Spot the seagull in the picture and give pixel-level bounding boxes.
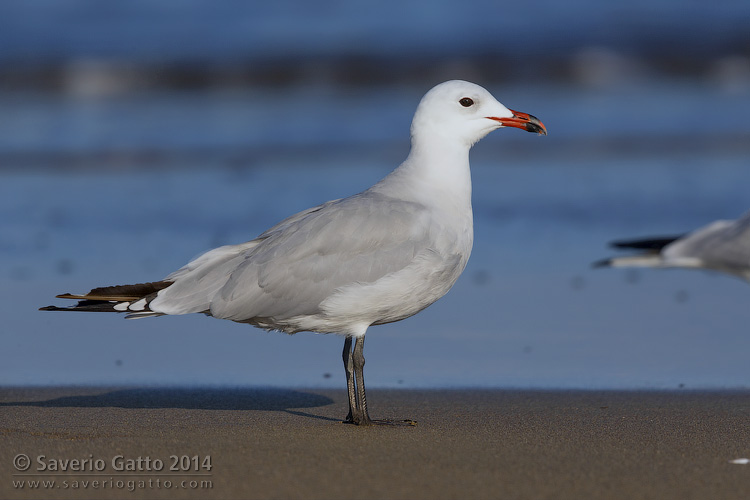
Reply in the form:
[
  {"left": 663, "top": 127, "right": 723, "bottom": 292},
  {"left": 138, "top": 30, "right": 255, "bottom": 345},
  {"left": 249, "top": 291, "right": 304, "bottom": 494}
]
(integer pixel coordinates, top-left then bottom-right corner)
[
  {"left": 41, "top": 80, "right": 547, "bottom": 426},
  {"left": 594, "top": 211, "right": 750, "bottom": 281}
]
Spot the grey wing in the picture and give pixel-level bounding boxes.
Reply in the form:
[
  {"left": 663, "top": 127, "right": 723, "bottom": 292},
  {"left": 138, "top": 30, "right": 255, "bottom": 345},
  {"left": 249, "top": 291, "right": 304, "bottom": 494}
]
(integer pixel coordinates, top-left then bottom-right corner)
[
  {"left": 212, "top": 193, "right": 433, "bottom": 321},
  {"left": 665, "top": 211, "right": 750, "bottom": 273},
  {"left": 257, "top": 198, "right": 342, "bottom": 237},
  {"left": 150, "top": 199, "right": 345, "bottom": 315},
  {"left": 152, "top": 193, "right": 433, "bottom": 321}
]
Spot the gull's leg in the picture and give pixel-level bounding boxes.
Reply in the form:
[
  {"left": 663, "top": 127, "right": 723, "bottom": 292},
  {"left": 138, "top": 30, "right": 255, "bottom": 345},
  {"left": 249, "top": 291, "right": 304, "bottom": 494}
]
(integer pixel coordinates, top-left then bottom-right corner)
[
  {"left": 352, "top": 335, "right": 374, "bottom": 425},
  {"left": 351, "top": 335, "right": 416, "bottom": 426},
  {"left": 342, "top": 336, "right": 357, "bottom": 423}
]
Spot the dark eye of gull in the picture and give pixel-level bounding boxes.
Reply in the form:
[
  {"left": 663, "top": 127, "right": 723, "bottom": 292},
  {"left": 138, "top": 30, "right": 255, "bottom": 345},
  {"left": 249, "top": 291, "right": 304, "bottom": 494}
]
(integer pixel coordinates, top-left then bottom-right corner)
[{"left": 459, "top": 97, "right": 474, "bottom": 107}]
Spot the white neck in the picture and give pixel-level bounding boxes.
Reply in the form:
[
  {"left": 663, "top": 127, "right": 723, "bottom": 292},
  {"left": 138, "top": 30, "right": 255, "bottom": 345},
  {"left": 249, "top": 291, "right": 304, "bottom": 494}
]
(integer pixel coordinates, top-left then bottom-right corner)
[{"left": 372, "top": 132, "right": 473, "bottom": 211}]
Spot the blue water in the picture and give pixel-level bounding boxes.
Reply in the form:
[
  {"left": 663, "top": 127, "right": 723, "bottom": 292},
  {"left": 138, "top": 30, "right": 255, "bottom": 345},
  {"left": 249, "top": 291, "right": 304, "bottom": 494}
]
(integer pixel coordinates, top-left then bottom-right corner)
[
  {"left": 1, "top": 1, "right": 750, "bottom": 389},
  {"left": 1, "top": 1, "right": 749, "bottom": 64}
]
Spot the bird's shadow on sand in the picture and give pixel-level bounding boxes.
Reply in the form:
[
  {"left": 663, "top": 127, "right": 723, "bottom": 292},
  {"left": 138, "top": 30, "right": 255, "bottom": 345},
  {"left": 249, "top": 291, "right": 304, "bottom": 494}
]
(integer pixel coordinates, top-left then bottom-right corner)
[{"left": 0, "top": 387, "right": 340, "bottom": 422}]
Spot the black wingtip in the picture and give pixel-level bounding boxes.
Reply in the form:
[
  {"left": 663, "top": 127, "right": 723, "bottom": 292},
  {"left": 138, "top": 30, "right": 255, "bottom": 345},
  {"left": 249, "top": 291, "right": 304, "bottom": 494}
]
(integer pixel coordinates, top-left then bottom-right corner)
[
  {"left": 39, "top": 300, "right": 124, "bottom": 313},
  {"left": 610, "top": 236, "right": 680, "bottom": 251}
]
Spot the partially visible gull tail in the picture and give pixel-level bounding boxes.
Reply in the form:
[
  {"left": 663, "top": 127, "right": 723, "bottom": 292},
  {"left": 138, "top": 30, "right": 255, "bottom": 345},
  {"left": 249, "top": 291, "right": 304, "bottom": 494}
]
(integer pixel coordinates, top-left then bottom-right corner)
[
  {"left": 592, "top": 235, "right": 682, "bottom": 269},
  {"left": 39, "top": 281, "right": 173, "bottom": 319}
]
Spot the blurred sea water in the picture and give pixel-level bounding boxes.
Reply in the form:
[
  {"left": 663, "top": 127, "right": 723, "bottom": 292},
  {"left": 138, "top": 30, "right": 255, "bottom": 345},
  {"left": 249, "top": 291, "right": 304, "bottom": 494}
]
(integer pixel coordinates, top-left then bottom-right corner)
[{"left": 1, "top": 1, "right": 750, "bottom": 389}]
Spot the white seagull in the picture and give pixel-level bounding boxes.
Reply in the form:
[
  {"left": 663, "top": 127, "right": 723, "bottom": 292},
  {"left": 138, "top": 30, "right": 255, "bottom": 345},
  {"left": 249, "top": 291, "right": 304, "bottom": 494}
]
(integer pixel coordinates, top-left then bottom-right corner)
[
  {"left": 595, "top": 211, "right": 750, "bottom": 281},
  {"left": 42, "top": 80, "right": 547, "bottom": 425}
]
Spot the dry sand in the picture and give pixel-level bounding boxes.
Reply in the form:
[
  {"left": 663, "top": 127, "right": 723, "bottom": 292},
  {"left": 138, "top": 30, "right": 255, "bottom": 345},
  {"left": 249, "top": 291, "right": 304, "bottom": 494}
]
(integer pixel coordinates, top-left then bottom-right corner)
[{"left": 1, "top": 387, "right": 748, "bottom": 500}]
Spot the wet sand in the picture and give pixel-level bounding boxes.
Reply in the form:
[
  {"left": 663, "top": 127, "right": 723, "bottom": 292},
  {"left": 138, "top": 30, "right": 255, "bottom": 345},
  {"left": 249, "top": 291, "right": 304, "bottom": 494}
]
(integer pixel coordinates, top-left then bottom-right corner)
[{"left": 1, "top": 387, "right": 748, "bottom": 500}]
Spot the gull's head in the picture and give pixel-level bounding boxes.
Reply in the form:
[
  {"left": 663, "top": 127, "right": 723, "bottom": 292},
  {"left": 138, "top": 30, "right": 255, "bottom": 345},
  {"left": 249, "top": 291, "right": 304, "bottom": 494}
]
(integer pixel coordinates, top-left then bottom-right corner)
[{"left": 411, "top": 80, "right": 546, "bottom": 147}]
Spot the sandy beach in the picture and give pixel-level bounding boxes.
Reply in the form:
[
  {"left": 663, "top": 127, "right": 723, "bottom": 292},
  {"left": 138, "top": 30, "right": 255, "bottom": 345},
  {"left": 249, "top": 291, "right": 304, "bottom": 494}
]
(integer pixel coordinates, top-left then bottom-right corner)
[{"left": 1, "top": 387, "right": 748, "bottom": 500}]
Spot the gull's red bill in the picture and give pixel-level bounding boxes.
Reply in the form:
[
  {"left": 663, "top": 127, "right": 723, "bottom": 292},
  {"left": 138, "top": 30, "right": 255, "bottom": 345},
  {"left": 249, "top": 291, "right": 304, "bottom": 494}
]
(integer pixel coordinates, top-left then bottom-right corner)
[{"left": 489, "top": 110, "right": 547, "bottom": 135}]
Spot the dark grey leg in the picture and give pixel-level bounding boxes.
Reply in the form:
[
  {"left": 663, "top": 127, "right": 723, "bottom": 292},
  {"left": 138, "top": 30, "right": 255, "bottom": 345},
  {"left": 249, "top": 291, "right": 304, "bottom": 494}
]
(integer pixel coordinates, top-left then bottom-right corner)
[
  {"left": 340, "top": 335, "right": 416, "bottom": 426},
  {"left": 342, "top": 336, "right": 356, "bottom": 423},
  {"left": 352, "top": 335, "right": 373, "bottom": 425}
]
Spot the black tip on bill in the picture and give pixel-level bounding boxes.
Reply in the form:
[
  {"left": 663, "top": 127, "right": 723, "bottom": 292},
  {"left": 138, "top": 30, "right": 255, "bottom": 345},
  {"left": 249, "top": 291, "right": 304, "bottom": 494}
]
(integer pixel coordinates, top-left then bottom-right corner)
[
  {"left": 525, "top": 114, "right": 547, "bottom": 135},
  {"left": 526, "top": 122, "right": 547, "bottom": 135}
]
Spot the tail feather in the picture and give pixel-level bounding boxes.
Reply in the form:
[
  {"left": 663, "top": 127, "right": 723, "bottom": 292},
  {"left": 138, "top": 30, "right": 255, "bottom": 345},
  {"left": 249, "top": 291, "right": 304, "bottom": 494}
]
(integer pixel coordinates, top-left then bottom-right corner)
[{"left": 40, "top": 281, "right": 172, "bottom": 315}]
